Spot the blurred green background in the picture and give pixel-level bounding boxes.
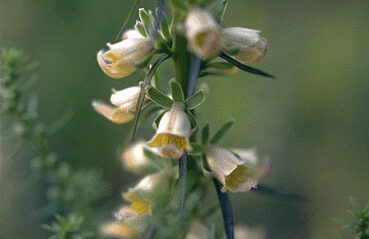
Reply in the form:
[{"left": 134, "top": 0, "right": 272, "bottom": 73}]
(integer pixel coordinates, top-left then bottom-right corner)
[{"left": 1, "top": 0, "right": 369, "bottom": 238}]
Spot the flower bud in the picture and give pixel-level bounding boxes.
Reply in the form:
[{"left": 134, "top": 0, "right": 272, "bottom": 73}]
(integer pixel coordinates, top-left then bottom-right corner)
[
  {"left": 122, "top": 29, "right": 144, "bottom": 40},
  {"left": 92, "top": 101, "right": 134, "bottom": 124},
  {"left": 185, "top": 8, "right": 221, "bottom": 59},
  {"left": 221, "top": 27, "right": 268, "bottom": 64},
  {"left": 121, "top": 141, "right": 157, "bottom": 175},
  {"left": 123, "top": 170, "right": 171, "bottom": 215},
  {"left": 204, "top": 145, "right": 269, "bottom": 192},
  {"left": 110, "top": 86, "right": 140, "bottom": 112},
  {"left": 148, "top": 102, "right": 191, "bottom": 159},
  {"left": 97, "top": 37, "right": 154, "bottom": 79}
]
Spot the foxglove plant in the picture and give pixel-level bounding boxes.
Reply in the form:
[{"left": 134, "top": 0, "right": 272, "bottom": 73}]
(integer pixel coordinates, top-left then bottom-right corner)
[{"left": 93, "top": 0, "right": 275, "bottom": 238}]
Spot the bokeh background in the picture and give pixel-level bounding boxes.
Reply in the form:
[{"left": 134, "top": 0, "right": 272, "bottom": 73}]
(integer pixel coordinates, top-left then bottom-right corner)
[{"left": 1, "top": 0, "right": 369, "bottom": 238}]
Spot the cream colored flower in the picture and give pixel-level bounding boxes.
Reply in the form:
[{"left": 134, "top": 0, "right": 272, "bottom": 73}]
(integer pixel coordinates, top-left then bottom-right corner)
[
  {"left": 123, "top": 171, "right": 170, "bottom": 215},
  {"left": 110, "top": 86, "right": 140, "bottom": 112},
  {"left": 92, "top": 101, "right": 135, "bottom": 124},
  {"left": 97, "top": 37, "right": 154, "bottom": 79},
  {"left": 122, "top": 29, "right": 144, "bottom": 40},
  {"left": 185, "top": 8, "right": 221, "bottom": 59},
  {"left": 92, "top": 86, "right": 142, "bottom": 124},
  {"left": 148, "top": 102, "right": 192, "bottom": 159},
  {"left": 204, "top": 145, "right": 269, "bottom": 192},
  {"left": 235, "top": 225, "right": 266, "bottom": 239},
  {"left": 221, "top": 27, "right": 268, "bottom": 64},
  {"left": 121, "top": 141, "right": 157, "bottom": 175}
]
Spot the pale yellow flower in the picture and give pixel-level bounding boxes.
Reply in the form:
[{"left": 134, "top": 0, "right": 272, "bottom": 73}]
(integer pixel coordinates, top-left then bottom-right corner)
[
  {"left": 97, "top": 37, "right": 154, "bottom": 79},
  {"left": 185, "top": 8, "right": 221, "bottom": 59},
  {"left": 205, "top": 146, "right": 269, "bottom": 192},
  {"left": 92, "top": 101, "right": 135, "bottom": 124},
  {"left": 221, "top": 27, "right": 268, "bottom": 64},
  {"left": 148, "top": 102, "right": 192, "bottom": 159}
]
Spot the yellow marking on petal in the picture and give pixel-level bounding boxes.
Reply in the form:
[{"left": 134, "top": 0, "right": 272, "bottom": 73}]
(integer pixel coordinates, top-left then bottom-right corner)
[
  {"left": 124, "top": 193, "right": 150, "bottom": 215},
  {"left": 148, "top": 133, "right": 190, "bottom": 150},
  {"left": 225, "top": 165, "right": 258, "bottom": 191}
]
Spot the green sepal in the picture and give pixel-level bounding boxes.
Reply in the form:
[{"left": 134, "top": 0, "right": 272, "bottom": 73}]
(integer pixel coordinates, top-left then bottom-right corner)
[
  {"left": 135, "top": 20, "right": 147, "bottom": 37},
  {"left": 209, "top": 119, "right": 234, "bottom": 145},
  {"left": 206, "top": 59, "right": 235, "bottom": 70},
  {"left": 146, "top": 87, "right": 174, "bottom": 109},
  {"left": 160, "top": 13, "right": 171, "bottom": 42},
  {"left": 189, "top": 143, "right": 203, "bottom": 155},
  {"left": 187, "top": 110, "right": 198, "bottom": 133},
  {"left": 152, "top": 110, "right": 166, "bottom": 130},
  {"left": 201, "top": 123, "right": 210, "bottom": 145},
  {"left": 139, "top": 8, "right": 154, "bottom": 36},
  {"left": 170, "top": 79, "right": 185, "bottom": 102},
  {"left": 186, "top": 89, "right": 205, "bottom": 110}
]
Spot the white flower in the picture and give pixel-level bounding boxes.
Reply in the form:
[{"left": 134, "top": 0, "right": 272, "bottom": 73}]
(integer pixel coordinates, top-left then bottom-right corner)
[
  {"left": 100, "top": 218, "right": 147, "bottom": 239},
  {"left": 148, "top": 102, "right": 192, "bottom": 159},
  {"left": 204, "top": 145, "right": 269, "bottom": 192},
  {"left": 110, "top": 86, "right": 141, "bottom": 112},
  {"left": 221, "top": 27, "right": 268, "bottom": 64},
  {"left": 97, "top": 37, "right": 154, "bottom": 79},
  {"left": 185, "top": 8, "right": 221, "bottom": 59},
  {"left": 122, "top": 29, "right": 144, "bottom": 40},
  {"left": 92, "top": 101, "right": 135, "bottom": 124}
]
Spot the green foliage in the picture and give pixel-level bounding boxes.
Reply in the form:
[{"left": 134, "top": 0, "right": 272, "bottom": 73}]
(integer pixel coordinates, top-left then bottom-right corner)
[
  {"left": 43, "top": 214, "right": 95, "bottom": 239},
  {"left": 335, "top": 197, "right": 369, "bottom": 239},
  {"left": 209, "top": 120, "right": 234, "bottom": 145},
  {"left": 0, "top": 49, "right": 108, "bottom": 237},
  {"left": 146, "top": 86, "right": 174, "bottom": 109}
]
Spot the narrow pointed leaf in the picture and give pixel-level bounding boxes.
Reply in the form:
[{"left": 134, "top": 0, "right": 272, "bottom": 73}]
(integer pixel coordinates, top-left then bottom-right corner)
[
  {"left": 146, "top": 87, "right": 173, "bottom": 109},
  {"left": 210, "top": 120, "right": 234, "bottom": 145},
  {"left": 189, "top": 143, "right": 203, "bottom": 155},
  {"left": 201, "top": 123, "right": 210, "bottom": 145},
  {"left": 220, "top": 52, "right": 275, "bottom": 79},
  {"left": 186, "top": 89, "right": 205, "bottom": 110},
  {"left": 169, "top": 0, "right": 188, "bottom": 12},
  {"left": 160, "top": 14, "right": 171, "bottom": 42},
  {"left": 152, "top": 110, "right": 165, "bottom": 130},
  {"left": 170, "top": 79, "right": 185, "bottom": 102},
  {"left": 151, "top": 0, "right": 166, "bottom": 41}
]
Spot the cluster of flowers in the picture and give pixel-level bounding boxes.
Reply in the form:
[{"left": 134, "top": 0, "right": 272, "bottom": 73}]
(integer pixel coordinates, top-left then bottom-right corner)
[{"left": 92, "top": 5, "right": 270, "bottom": 239}]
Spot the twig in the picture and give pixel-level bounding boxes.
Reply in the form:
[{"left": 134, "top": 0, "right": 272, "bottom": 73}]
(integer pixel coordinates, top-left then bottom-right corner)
[
  {"left": 115, "top": 0, "right": 141, "bottom": 41},
  {"left": 213, "top": 179, "right": 234, "bottom": 239}
]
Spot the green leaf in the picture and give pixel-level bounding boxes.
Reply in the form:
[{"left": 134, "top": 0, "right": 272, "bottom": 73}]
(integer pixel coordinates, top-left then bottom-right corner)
[
  {"left": 170, "top": 79, "right": 185, "bottom": 102},
  {"left": 135, "top": 20, "right": 147, "bottom": 37},
  {"left": 189, "top": 143, "right": 203, "bottom": 155},
  {"left": 214, "top": 0, "right": 228, "bottom": 24},
  {"left": 206, "top": 59, "right": 235, "bottom": 70},
  {"left": 210, "top": 119, "right": 234, "bottom": 145},
  {"left": 146, "top": 87, "right": 173, "bottom": 109},
  {"left": 160, "top": 14, "right": 171, "bottom": 42},
  {"left": 139, "top": 8, "right": 153, "bottom": 36},
  {"left": 186, "top": 89, "right": 205, "bottom": 110},
  {"left": 201, "top": 123, "right": 210, "bottom": 145},
  {"left": 187, "top": 110, "right": 198, "bottom": 133},
  {"left": 349, "top": 196, "right": 362, "bottom": 217},
  {"left": 169, "top": 0, "right": 188, "bottom": 12}
]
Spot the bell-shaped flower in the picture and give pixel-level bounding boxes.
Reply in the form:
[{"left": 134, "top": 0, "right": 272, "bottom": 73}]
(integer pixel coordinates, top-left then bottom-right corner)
[
  {"left": 185, "top": 8, "right": 221, "bottom": 59},
  {"left": 123, "top": 170, "right": 171, "bottom": 216},
  {"left": 97, "top": 37, "right": 154, "bottom": 79},
  {"left": 121, "top": 141, "right": 158, "bottom": 175},
  {"left": 92, "top": 101, "right": 135, "bottom": 124},
  {"left": 92, "top": 86, "right": 142, "bottom": 124},
  {"left": 221, "top": 27, "right": 268, "bottom": 64},
  {"left": 148, "top": 102, "right": 192, "bottom": 159},
  {"left": 204, "top": 145, "right": 269, "bottom": 192}
]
